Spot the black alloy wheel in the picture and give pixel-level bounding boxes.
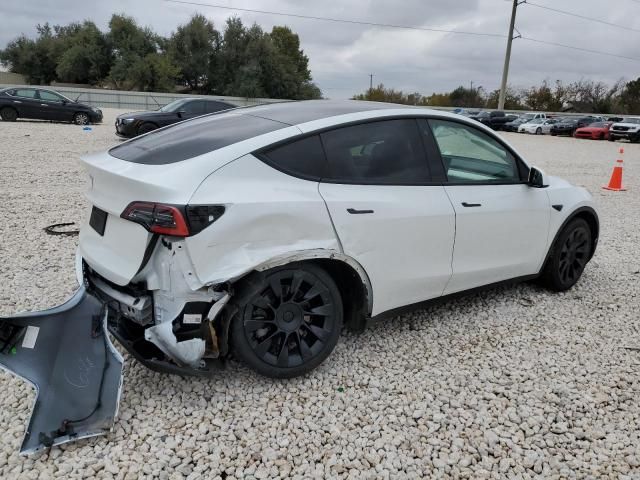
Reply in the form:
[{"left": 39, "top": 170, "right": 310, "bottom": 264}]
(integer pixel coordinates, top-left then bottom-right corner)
[
  {"left": 137, "top": 122, "right": 158, "bottom": 135},
  {"left": 231, "top": 264, "right": 343, "bottom": 378},
  {"left": 540, "top": 218, "right": 592, "bottom": 291}
]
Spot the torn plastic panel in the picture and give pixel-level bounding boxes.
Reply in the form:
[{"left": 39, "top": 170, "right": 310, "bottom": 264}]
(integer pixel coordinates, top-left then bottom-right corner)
[{"left": 0, "top": 288, "right": 123, "bottom": 455}]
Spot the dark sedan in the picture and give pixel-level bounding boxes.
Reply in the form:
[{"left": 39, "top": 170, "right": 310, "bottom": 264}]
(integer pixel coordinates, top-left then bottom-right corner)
[
  {"left": 0, "top": 87, "right": 102, "bottom": 124},
  {"left": 115, "top": 98, "right": 235, "bottom": 138},
  {"left": 550, "top": 116, "right": 600, "bottom": 136}
]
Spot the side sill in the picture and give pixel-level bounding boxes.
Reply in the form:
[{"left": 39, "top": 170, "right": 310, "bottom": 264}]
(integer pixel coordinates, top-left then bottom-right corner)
[{"left": 369, "top": 274, "right": 540, "bottom": 324}]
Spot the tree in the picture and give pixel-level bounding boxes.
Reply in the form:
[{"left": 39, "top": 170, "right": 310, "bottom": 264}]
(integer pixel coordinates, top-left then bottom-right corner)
[
  {"left": 0, "top": 24, "right": 60, "bottom": 84},
  {"left": 485, "top": 86, "right": 523, "bottom": 110},
  {"left": 55, "top": 21, "right": 111, "bottom": 84},
  {"left": 169, "top": 14, "right": 220, "bottom": 91},
  {"left": 619, "top": 77, "right": 640, "bottom": 114},
  {"left": 524, "top": 80, "right": 567, "bottom": 111}
]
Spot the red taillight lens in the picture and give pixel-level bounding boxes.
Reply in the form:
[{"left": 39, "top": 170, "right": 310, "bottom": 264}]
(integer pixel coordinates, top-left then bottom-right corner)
[{"left": 121, "top": 202, "right": 190, "bottom": 237}]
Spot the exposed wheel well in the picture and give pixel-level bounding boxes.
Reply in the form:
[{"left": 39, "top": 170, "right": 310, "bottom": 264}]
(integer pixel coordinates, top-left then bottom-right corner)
[{"left": 307, "top": 259, "right": 369, "bottom": 332}]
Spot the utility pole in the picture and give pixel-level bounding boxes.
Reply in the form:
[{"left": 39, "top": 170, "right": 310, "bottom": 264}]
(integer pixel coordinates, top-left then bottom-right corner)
[
  {"left": 498, "top": 0, "right": 520, "bottom": 110},
  {"left": 369, "top": 73, "right": 374, "bottom": 92}
]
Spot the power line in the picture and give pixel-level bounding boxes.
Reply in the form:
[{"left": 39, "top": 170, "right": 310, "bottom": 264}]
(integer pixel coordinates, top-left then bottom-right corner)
[
  {"left": 525, "top": 1, "right": 640, "bottom": 34},
  {"left": 163, "top": 0, "right": 640, "bottom": 64},
  {"left": 163, "top": 0, "right": 507, "bottom": 38},
  {"left": 520, "top": 36, "right": 640, "bottom": 62}
]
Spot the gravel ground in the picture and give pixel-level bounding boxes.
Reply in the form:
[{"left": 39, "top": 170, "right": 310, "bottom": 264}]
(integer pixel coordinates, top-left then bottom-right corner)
[{"left": 1, "top": 109, "right": 639, "bottom": 479}]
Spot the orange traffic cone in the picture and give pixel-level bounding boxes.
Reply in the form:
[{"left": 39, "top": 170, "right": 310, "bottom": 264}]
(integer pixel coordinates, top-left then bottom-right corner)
[{"left": 603, "top": 147, "right": 626, "bottom": 191}]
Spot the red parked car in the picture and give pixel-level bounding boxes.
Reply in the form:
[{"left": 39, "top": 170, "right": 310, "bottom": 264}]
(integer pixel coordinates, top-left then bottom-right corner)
[{"left": 574, "top": 122, "right": 612, "bottom": 140}]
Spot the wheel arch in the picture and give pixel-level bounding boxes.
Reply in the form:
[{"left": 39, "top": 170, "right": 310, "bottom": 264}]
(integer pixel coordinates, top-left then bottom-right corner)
[
  {"left": 541, "top": 206, "right": 599, "bottom": 273},
  {"left": 247, "top": 250, "right": 373, "bottom": 329}
]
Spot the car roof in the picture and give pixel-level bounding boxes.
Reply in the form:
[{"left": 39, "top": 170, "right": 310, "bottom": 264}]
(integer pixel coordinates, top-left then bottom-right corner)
[{"left": 238, "top": 100, "right": 415, "bottom": 126}]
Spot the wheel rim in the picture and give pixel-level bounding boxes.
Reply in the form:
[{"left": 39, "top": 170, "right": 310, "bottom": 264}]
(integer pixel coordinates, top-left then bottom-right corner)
[
  {"left": 76, "top": 114, "right": 89, "bottom": 125},
  {"left": 558, "top": 227, "right": 590, "bottom": 285},
  {"left": 242, "top": 270, "right": 336, "bottom": 368}
]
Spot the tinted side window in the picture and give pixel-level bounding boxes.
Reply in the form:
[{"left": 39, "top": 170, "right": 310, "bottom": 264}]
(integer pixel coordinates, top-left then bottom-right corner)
[
  {"left": 183, "top": 100, "right": 206, "bottom": 114},
  {"left": 39, "top": 90, "right": 64, "bottom": 102},
  {"left": 262, "top": 135, "right": 326, "bottom": 179},
  {"left": 320, "top": 119, "right": 430, "bottom": 184},
  {"left": 15, "top": 89, "right": 37, "bottom": 99},
  {"left": 428, "top": 119, "right": 520, "bottom": 184},
  {"left": 205, "top": 101, "right": 232, "bottom": 113}
]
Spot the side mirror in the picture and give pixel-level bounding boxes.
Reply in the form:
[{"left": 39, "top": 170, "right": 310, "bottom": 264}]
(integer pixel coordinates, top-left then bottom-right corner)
[
  {"left": 528, "top": 166, "right": 548, "bottom": 188},
  {"left": 176, "top": 110, "right": 186, "bottom": 118}
]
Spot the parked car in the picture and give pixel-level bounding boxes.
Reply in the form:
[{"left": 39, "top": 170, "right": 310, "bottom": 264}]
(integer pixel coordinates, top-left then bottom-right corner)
[
  {"left": 474, "top": 110, "right": 511, "bottom": 130},
  {"left": 550, "top": 116, "right": 600, "bottom": 136},
  {"left": 1, "top": 100, "right": 599, "bottom": 454},
  {"left": 115, "top": 98, "right": 235, "bottom": 137},
  {"left": 0, "top": 87, "right": 102, "bottom": 124},
  {"left": 574, "top": 122, "right": 612, "bottom": 140},
  {"left": 503, "top": 117, "right": 529, "bottom": 132},
  {"left": 608, "top": 118, "right": 640, "bottom": 143},
  {"left": 518, "top": 118, "right": 557, "bottom": 135}
]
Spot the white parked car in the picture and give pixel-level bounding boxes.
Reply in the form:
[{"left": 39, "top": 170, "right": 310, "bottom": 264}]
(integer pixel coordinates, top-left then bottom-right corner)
[
  {"left": 518, "top": 118, "right": 556, "bottom": 135},
  {"left": 1, "top": 101, "right": 599, "bottom": 453},
  {"left": 609, "top": 118, "right": 640, "bottom": 143}
]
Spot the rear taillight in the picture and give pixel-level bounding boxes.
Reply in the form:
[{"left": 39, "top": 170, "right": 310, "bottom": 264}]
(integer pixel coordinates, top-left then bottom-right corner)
[{"left": 121, "top": 202, "right": 224, "bottom": 237}]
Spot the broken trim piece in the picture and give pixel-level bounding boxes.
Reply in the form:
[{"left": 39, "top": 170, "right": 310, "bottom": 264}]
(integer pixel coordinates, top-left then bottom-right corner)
[
  {"left": 144, "top": 321, "right": 205, "bottom": 368},
  {"left": 0, "top": 288, "right": 123, "bottom": 455}
]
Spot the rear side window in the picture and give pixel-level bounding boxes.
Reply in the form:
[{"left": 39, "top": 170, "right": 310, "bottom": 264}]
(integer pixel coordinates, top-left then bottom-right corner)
[
  {"left": 320, "top": 119, "right": 430, "bottom": 184},
  {"left": 109, "top": 113, "right": 287, "bottom": 164},
  {"left": 261, "top": 135, "right": 327, "bottom": 179},
  {"left": 182, "top": 100, "right": 206, "bottom": 114},
  {"left": 205, "top": 101, "right": 233, "bottom": 113},
  {"left": 14, "top": 89, "right": 36, "bottom": 99}
]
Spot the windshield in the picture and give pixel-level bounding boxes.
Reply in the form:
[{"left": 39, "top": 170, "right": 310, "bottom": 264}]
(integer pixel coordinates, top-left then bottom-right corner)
[
  {"left": 528, "top": 118, "right": 544, "bottom": 124},
  {"left": 521, "top": 114, "right": 535, "bottom": 120},
  {"left": 623, "top": 118, "right": 640, "bottom": 124},
  {"left": 159, "top": 99, "right": 189, "bottom": 112},
  {"left": 589, "top": 122, "right": 607, "bottom": 128}
]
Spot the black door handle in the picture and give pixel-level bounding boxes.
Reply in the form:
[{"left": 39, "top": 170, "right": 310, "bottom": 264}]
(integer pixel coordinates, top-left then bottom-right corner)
[
  {"left": 347, "top": 208, "right": 374, "bottom": 215},
  {"left": 461, "top": 202, "right": 482, "bottom": 207}
]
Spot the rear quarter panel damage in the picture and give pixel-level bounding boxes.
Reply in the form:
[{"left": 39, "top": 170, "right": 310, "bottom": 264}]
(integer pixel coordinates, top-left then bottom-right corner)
[{"left": 185, "top": 154, "right": 341, "bottom": 286}]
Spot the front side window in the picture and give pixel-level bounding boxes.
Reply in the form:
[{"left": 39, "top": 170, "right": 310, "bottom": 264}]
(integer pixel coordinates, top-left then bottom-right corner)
[
  {"left": 428, "top": 119, "right": 521, "bottom": 184},
  {"left": 320, "top": 119, "right": 430, "bottom": 184},
  {"left": 38, "top": 90, "right": 64, "bottom": 102}
]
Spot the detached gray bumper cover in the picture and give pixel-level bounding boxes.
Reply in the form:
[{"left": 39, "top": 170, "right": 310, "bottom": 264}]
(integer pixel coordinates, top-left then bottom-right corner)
[{"left": 0, "top": 287, "right": 123, "bottom": 454}]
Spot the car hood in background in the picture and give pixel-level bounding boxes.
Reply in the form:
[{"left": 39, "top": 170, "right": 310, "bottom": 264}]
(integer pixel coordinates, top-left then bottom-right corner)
[{"left": 116, "top": 111, "right": 173, "bottom": 121}]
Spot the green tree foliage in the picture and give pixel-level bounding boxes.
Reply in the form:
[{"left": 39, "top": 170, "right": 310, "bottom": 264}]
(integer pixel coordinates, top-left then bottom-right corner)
[
  {"left": 353, "top": 78, "right": 640, "bottom": 114},
  {"left": 0, "top": 14, "right": 322, "bottom": 99}
]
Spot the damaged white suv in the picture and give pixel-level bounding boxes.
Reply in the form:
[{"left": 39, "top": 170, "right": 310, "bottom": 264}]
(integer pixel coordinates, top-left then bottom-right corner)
[{"left": 1, "top": 100, "right": 599, "bottom": 453}]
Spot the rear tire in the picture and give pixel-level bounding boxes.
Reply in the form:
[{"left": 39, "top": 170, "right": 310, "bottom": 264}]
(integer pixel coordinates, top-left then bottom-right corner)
[
  {"left": 137, "top": 122, "right": 158, "bottom": 135},
  {"left": 539, "top": 218, "right": 592, "bottom": 292},
  {"left": 536, "top": 127, "right": 542, "bottom": 135},
  {"left": 0, "top": 107, "right": 18, "bottom": 121},
  {"left": 230, "top": 263, "right": 343, "bottom": 378},
  {"left": 73, "top": 112, "right": 90, "bottom": 125},
  {"left": 608, "top": 135, "right": 615, "bottom": 142}
]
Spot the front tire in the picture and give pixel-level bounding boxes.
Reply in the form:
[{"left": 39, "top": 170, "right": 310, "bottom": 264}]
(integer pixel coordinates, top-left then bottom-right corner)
[
  {"left": 536, "top": 127, "right": 542, "bottom": 135},
  {"left": 540, "top": 218, "right": 592, "bottom": 291},
  {"left": 230, "top": 264, "right": 343, "bottom": 378},
  {"left": 73, "top": 112, "right": 90, "bottom": 125},
  {"left": 0, "top": 107, "right": 18, "bottom": 121},
  {"left": 137, "top": 122, "right": 158, "bottom": 135}
]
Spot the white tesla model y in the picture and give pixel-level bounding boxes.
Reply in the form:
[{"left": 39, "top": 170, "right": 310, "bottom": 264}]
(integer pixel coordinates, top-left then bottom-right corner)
[{"left": 1, "top": 100, "right": 599, "bottom": 453}]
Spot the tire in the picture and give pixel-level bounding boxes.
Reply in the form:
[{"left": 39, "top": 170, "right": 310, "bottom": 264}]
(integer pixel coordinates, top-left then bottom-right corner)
[
  {"left": 599, "top": 133, "right": 604, "bottom": 140},
  {"left": 137, "top": 122, "right": 158, "bottom": 135},
  {"left": 73, "top": 112, "right": 90, "bottom": 125},
  {"left": 230, "top": 263, "right": 343, "bottom": 378},
  {"left": 608, "top": 135, "right": 615, "bottom": 142},
  {"left": 550, "top": 132, "right": 556, "bottom": 136},
  {"left": 0, "top": 106, "right": 18, "bottom": 121},
  {"left": 539, "top": 218, "right": 592, "bottom": 292},
  {"left": 536, "top": 127, "right": 542, "bottom": 135}
]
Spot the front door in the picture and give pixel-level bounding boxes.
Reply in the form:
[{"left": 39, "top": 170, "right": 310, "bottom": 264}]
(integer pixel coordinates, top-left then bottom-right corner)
[
  {"left": 9, "top": 88, "right": 40, "bottom": 119},
  {"left": 427, "top": 118, "right": 551, "bottom": 295},
  {"left": 36, "top": 90, "right": 70, "bottom": 121},
  {"left": 318, "top": 119, "right": 456, "bottom": 316}
]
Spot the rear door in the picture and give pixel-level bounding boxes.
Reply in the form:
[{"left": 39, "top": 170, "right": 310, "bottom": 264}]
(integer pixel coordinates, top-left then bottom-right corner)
[
  {"left": 317, "top": 119, "right": 456, "bottom": 316},
  {"left": 426, "top": 118, "right": 550, "bottom": 294},
  {"left": 9, "top": 88, "right": 40, "bottom": 119},
  {"left": 180, "top": 100, "right": 207, "bottom": 120}
]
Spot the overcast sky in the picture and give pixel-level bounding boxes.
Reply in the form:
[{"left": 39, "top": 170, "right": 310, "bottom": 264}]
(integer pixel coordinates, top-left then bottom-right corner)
[{"left": 1, "top": 0, "right": 639, "bottom": 98}]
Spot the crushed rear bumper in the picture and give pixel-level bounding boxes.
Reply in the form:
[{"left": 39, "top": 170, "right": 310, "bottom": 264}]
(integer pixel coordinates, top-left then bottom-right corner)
[{"left": 0, "top": 288, "right": 123, "bottom": 455}]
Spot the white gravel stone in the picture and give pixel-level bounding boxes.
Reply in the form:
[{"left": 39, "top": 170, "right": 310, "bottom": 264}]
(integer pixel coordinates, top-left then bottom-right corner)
[{"left": 1, "top": 111, "right": 640, "bottom": 478}]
